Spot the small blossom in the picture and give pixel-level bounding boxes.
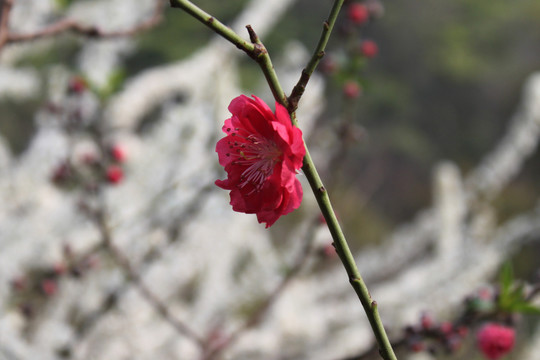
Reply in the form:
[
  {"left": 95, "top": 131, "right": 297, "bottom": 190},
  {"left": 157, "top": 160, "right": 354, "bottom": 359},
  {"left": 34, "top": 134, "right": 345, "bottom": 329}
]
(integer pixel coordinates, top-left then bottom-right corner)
[
  {"left": 360, "top": 40, "right": 379, "bottom": 58},
  {"left": 110, "top": 144, "right": 127, "bottom": 163},
  {"left": 477, "top": 323, "right": 515, "bottom": 360},
  {"left": 347, "top": 3, "right": 369, "bottom": 25},
  {"left": 420, "top": 313, "right": 434, "bottom": 330},
  {"left": 106, "top": 165, "right": 124, "bottom": 185},
  {"left": 440, "top": 321, "right": 453, "bottom": 335},
  {"left": 51, "top": 161, "right": 71, "bottom": 184},
  {"left": 68, "top": 76, "right": 87, "bottom": 94},
  {"left": 343, "top": 81, "right": 362, "bottom": 99},
  {"left": 409, "top": 339, "right": 425, "bottom": 353},
  {"left": 215, "top": 95, "right": 305, "bottom": 228},
  {"left": 41, "top": 279, "right": 58, "bottom": 296}
]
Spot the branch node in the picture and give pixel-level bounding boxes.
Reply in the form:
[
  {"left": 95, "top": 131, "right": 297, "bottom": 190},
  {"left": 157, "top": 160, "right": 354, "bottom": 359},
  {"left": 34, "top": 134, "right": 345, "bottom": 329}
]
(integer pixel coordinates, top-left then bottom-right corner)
[{"left": 246, "top": 24, "right": 258, "bottom": 44}]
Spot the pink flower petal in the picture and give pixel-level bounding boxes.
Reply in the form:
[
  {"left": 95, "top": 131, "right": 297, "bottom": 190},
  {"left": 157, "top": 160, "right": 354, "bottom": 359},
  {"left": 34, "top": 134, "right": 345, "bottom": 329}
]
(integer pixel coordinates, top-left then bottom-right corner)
[{"left": 215, "top": 95, "right": 305, "bottom": 227}]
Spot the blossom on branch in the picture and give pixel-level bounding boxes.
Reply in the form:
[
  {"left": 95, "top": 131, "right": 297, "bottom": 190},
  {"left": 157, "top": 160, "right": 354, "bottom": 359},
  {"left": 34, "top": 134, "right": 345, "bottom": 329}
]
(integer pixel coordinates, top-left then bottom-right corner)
[
  {"left": 477, "top": 323, "right": 515, "bottom": 360},
  {"left": 215, "top": 95, "right": 305, "bottom": 228}
]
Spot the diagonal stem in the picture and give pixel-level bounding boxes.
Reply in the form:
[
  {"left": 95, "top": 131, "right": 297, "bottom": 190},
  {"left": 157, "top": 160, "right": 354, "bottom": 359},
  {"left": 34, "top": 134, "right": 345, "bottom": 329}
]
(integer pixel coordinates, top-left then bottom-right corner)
[
  {"left": 170, "top": 1, "right": 397, "bottom": 359},
  {"left": 288, "top": 0, "right": 345, "bottom": 113},
  {"left": 169, "top": 0, "right": 288, "bottom": 107},
  {"left": 94, "top": 206, "right": 205, "bottom": 347}
]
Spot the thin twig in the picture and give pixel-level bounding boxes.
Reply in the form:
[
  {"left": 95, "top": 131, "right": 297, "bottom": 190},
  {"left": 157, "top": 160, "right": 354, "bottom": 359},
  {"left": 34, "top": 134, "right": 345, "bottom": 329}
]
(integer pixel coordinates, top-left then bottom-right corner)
[
  {"left": 170, "top": 0, "right": 254, "bottom": 53},
  {"left": 0, "top": 0, "right": 14, "bottom": 50},
  {"left": 287, "top": 0, "right": 345, "bottom": 113},
  {"left": 94, "top": 206, "right": 205, "bottom": 347},
  {"left": 72, "top": 184, "right": 213, "bottom": 343}
]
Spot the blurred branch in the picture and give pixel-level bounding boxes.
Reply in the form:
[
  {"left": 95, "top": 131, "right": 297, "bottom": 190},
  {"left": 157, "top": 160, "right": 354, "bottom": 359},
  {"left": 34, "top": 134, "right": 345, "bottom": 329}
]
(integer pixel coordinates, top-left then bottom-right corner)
[
  {"left": 0, "top": 0, "right": 164, "bottom": 54},
  {"left": 93, "top": 204, "right": 205, "bottom": 347},
  {"left": 0, "top": 0, "right": 14, "bottom": 50}
]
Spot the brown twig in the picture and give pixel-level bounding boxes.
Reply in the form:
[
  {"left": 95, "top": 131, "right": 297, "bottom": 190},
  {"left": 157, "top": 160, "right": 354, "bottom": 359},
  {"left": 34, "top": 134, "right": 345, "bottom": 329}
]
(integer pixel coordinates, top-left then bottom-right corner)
[
  {"left": 93, "top": 206, "right": 205, "bottom": 347},
  {"left": 71, "top": 184, "right": 214, "bottom": 343},
  {"left": 0, "top": 0, "right": 164, "bottom": 54},
  {"left": 0, "top": 0, "right": 14, "bottom": 50}
]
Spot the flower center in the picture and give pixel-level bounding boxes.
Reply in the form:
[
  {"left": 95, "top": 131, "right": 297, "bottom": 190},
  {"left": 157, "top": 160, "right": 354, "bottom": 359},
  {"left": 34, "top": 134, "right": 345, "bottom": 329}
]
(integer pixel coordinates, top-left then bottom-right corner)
[{"left": 228, "top": 132, "right": 282, "bottom": 192}]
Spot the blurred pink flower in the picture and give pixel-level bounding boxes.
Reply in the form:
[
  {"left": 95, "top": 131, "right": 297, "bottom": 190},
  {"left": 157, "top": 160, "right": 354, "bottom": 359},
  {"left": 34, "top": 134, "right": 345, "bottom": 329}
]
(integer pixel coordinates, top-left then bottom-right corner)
[
  {"left": 106, "top": 165, "right": 124, "bottom": 185},
  {"left": 360, "top": 39, "right": 379, "bottom": 58},
  {"left": 477, "top": 323, "right": 515, "bottom": 360},
  {"left": 348, "top": 3, "right": 369, "bottom": 25}
]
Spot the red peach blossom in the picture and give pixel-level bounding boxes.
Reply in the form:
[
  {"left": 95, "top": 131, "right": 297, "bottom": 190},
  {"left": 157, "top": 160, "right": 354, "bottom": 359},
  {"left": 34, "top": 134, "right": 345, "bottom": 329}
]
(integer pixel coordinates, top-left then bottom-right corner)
[
  {"left": 110, "top": 144, "right": 127, "bottom": 163},
  {"left": 348, "top": 3, "right": 369, "bottom": 25},
  {"left": 41, "top": 279, "right": 58, "bottom": 296},
  {"left": 68, "top": 76, "right": 87, "bottom": 94},
  {"left": 343, "top": 81, "right": 362, "bottom": 99},
  {"left": 477, "top": 323, "right": 515, "bottom": 360},
  {"left": 215, "top": 95, "right": 305, "bottom": 228},
  {"left": 360, "top": 40, "right": 379, "bottom": 58},
  {"left": 106, "top": 165, "right": 124, "bottom": 184}
]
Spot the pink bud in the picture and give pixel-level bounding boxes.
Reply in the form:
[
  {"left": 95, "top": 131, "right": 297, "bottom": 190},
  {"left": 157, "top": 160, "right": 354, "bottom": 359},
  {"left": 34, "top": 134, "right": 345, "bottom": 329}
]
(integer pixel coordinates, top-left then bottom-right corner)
[
  {"left": 343, "top": 81, "right": 362, "bottom": 99},
  {"left": 110, "top": 144, "right": 127, "bottom": 163},
  {"left": 440, "top": 321, "right": 453, "bottom": 335},
  {"left": 68, "top": 76, "right": 87, "bottom": 94},
  {"left": 360, "top": 40, "right": 379, "bottom": 58},
  {"left": 348, "top": 3, "right": 369, "bottom": 25},
  {"left": 420, "top": 313, "right": 434, "bottom": 329},
  {"left": 41, "top": 279, "right": 58, "bottom": 296},
  {"left": 106, "top": 165, "right": 124, "bottom": 185}
]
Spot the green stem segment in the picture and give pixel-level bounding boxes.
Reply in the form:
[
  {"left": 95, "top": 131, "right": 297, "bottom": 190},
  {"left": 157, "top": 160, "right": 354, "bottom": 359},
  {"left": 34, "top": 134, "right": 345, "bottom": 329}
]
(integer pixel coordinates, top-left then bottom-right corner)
[
  {"left": 169, "top": 0, "right": 289, "bottom": 107},
  {"left": 170, "top": 1, "right": 397, "bottom": 359},
  {"left": 287, "top": 0, "right": 345, "bottom": 112},
  {"left": 302, "top": 146, "right": 397, "bottom": 360},
  {"left": 170, "top": 0, "right": 254, "bottom": 52}
]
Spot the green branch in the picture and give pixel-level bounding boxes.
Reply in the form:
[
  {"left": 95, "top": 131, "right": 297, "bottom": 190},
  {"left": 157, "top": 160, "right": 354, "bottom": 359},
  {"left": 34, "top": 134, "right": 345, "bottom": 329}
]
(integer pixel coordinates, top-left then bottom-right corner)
[
  {"left": 287, "top": 0, "right": 345, "bottom": 113},
  {"left": 301, "top": 146, "right": 397, "bottom": 360},
  {"left": 169, "top": 0, "right": 288, "bottom": 108},
  {"left": 170, "top": 1, "right": 397, "bottom": 359},
  {"left": 170, "top": 0, "right": 254, "bottom": 53}
]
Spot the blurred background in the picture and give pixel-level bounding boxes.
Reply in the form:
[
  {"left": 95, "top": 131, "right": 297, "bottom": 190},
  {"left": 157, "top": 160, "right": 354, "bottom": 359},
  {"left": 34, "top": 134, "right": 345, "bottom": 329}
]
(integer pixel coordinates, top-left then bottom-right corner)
[
  {"left": 3, "top": 0, "right": 540, "bottom": 251},
  {"left": 1, "top": 0, "right": 540, "bottom": 359}
]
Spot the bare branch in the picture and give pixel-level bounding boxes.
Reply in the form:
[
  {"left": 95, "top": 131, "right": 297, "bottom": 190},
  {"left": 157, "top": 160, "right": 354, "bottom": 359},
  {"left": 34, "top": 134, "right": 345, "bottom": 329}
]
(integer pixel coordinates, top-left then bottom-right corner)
[
  {"left": 93, "top": 206, "right": 205, "bottom": 347},
  {"left": 0, "top": 0, "right": 164, "bottom": 54}
]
